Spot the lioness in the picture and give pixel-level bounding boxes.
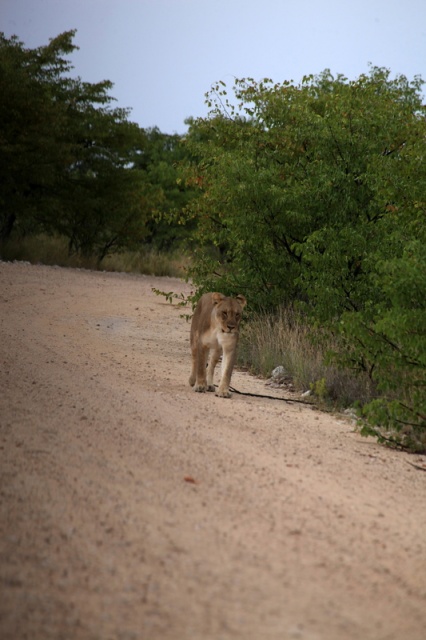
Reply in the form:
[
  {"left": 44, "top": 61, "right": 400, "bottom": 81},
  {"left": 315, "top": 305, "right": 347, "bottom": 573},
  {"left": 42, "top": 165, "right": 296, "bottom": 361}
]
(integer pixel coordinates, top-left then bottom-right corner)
[{"left": 189, "top": 292, "right": 247, "bottom": 398}]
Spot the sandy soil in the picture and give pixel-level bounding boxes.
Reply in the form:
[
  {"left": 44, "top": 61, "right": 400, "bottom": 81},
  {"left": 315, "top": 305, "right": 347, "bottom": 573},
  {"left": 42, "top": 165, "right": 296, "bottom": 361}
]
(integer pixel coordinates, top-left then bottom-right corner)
[{"left": 1, "top": 261, "right": 426, "bottom": 640}]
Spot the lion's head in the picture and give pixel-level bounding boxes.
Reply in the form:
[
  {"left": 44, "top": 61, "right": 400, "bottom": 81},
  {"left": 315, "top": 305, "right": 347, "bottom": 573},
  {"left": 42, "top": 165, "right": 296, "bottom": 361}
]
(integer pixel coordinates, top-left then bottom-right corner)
[{"left": 212, "top": 292, "right": 247, "bottom": 334}]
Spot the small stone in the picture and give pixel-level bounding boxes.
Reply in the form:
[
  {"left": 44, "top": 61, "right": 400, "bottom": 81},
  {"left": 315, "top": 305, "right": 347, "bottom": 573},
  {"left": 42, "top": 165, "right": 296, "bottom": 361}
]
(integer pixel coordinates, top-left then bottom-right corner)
[{"left": 271, "top": 365, "right": 286, "bottom": 381}]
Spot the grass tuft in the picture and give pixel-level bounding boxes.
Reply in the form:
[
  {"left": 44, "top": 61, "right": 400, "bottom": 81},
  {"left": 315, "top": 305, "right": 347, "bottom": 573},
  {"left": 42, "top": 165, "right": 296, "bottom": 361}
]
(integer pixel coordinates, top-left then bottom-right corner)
[{"left": 238, "top": 307, "right": 374, "bottom": 408}]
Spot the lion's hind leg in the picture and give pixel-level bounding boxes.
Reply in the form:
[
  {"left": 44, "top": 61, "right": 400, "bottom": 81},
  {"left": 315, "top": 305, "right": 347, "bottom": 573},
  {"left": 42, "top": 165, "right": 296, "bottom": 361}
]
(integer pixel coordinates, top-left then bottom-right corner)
[{"left": 189, "top": 341, "right": 197, "bottom": 387}]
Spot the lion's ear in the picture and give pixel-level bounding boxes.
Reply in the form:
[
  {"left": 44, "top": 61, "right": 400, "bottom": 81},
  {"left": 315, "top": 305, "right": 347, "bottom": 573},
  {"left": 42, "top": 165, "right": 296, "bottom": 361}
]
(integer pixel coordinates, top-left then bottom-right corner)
[
  {"left": 236, "top": 294, "right": 247, "bottom": 308},
  {"left": 212, "top": 292, "right": 225, "bottom": 305}
]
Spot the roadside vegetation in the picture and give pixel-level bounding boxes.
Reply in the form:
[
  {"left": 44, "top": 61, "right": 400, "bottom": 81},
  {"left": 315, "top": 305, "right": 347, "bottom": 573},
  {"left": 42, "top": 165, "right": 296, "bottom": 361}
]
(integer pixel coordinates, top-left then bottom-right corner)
[
  {"left": 1, "top": 30, "right": 425, "bottom": 451},
  {"left": 238, "top": 307, "right": 375, "bottom": 409},
  {"left": 180, "top": 70, "right": 426, "bottom": 452},
  {"left": 1, "top": 233, "right": 189, "bottom": 278}
]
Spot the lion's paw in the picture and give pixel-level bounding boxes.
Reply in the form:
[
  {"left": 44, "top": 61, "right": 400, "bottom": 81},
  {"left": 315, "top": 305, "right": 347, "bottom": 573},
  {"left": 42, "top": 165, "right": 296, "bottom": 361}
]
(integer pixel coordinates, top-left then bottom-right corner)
[{"left": 215, "top": 388, "right": 232, "bottom": 398}]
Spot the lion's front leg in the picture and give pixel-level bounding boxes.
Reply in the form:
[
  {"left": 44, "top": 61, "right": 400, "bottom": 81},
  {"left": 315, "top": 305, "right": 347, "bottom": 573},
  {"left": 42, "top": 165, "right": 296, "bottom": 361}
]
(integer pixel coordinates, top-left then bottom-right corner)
[
  {"left": 216, "top": 337, "right": 237, "bottom": 398},
  {"left": 206, "top": 346, "right": 221, "bottom": 392},
  {"left": 193, "top": 343, "right": 210, "bottom": 392}
]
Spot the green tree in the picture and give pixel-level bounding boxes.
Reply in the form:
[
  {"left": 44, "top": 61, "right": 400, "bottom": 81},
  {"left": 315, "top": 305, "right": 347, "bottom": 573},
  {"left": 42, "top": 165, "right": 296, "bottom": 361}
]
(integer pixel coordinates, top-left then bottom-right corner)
[
  {"left": 0, "top": 30, "right": 155, "bottom": 260},
  {"left": 0, "top": 31, "right": 74, "bottom": 241},
  {"left": 133, "top": 127, "right": 197, "bottom": 250}
]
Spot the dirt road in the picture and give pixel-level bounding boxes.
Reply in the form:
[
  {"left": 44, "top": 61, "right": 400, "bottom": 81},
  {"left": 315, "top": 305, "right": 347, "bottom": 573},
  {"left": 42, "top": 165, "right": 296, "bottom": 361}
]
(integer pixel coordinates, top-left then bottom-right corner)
[{"left": 1, "top": 261, "right": 425, "bottom": 640}]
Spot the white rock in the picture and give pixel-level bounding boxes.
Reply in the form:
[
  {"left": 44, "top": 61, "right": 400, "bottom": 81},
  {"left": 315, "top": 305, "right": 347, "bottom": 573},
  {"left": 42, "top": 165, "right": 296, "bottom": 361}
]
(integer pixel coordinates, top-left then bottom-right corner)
[{"left": 271, "top": 366, "right": 286, "bottom": 380}]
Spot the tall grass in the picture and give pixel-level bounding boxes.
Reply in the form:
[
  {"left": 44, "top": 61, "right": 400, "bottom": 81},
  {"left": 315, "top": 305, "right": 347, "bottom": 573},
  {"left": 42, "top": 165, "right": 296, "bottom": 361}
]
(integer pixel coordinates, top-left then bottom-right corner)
[
  {"left": 238, "top": 307, "right": 375, "bottom": 408},
  {"left": 0, "top": 234, "right": 190, "bottom": 278}
]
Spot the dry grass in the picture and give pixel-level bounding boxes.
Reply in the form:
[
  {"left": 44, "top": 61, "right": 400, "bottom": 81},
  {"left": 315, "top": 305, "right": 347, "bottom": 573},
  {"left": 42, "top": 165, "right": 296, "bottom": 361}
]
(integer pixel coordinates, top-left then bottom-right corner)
[
  {"left": 0, "top": 234, "right": 190, "bottom": 278},
  {"left": 238, "top": 307, "right": 374, "bottom": 407},
  {"left": 102, "top": 248, "right": 190, "bottom": 278}
]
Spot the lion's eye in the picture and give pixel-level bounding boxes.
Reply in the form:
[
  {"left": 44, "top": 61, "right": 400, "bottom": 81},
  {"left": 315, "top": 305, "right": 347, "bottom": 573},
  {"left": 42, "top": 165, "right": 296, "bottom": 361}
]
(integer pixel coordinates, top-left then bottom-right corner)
[
  {"left": 236, "top": 314, "right": 240, "bottom": 320},
  {"left": 222, "top": 311, "right": 228, "bottom": 318}
]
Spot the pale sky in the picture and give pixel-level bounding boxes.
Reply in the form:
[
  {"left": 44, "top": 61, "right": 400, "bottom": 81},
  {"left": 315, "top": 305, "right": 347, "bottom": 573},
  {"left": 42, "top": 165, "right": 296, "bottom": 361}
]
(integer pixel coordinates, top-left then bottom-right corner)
[{"left": 2, "top": 0, "right": 426, "bottom": 133}]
